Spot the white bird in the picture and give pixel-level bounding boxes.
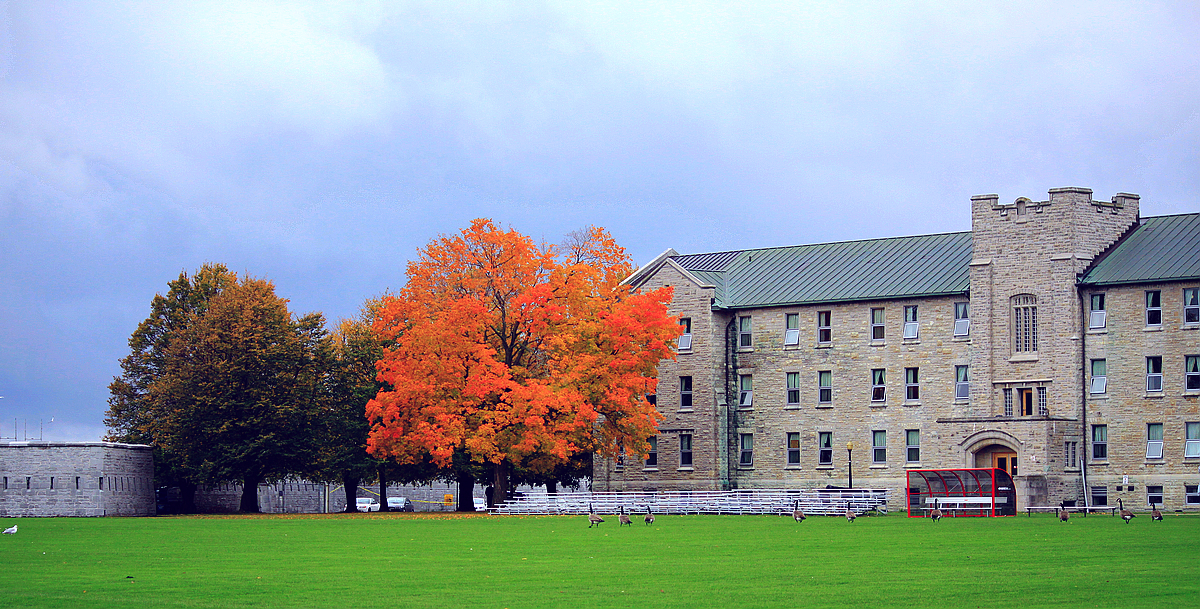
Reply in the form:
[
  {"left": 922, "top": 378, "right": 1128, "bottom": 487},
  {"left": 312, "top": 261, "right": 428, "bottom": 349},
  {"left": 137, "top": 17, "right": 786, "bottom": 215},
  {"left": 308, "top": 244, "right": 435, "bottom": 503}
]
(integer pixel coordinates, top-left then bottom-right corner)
[{"left": 3, "top": 525, "right": 17, "bottom": 534}]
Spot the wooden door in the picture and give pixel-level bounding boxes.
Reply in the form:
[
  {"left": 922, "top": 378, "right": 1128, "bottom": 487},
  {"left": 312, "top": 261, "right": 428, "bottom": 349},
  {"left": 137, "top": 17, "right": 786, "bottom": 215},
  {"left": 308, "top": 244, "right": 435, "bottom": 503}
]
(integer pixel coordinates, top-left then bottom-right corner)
[{"left": 992, "top": 452, "right": 1018, "bottom": 476}]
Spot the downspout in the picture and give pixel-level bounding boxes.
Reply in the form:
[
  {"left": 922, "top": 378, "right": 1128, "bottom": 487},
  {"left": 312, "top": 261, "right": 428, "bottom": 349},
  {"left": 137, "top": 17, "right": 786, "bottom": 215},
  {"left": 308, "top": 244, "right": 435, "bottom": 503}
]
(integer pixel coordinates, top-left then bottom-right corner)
[
  {"left": 720, "top": 315, "right": 737, "bottom": 491},
  {"left": 1079, "top": 288, "right": 1089, "bottom": 508}
]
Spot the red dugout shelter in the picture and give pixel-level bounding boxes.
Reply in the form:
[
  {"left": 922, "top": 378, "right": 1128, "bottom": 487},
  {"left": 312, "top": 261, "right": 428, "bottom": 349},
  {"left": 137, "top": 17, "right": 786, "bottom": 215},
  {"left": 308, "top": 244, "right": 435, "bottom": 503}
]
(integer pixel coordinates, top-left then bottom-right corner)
[{"left": 906, "top": 468, "right": 1017, "bottom": 517}]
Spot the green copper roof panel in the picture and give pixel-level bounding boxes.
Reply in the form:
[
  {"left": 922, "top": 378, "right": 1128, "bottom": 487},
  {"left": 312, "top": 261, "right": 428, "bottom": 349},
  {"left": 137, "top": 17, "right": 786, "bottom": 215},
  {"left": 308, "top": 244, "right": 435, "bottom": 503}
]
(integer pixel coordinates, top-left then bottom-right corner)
[{"left": 1080, "top": 213, "right": 1200, "bottom": 286}]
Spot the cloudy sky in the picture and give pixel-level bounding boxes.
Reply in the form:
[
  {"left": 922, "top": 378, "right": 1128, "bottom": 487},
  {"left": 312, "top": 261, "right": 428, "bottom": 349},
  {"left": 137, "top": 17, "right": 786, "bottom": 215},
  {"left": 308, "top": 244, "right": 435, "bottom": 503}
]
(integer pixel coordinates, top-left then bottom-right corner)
[{"left": 1, "top": 1, "right": 1198, "bottom": 441}]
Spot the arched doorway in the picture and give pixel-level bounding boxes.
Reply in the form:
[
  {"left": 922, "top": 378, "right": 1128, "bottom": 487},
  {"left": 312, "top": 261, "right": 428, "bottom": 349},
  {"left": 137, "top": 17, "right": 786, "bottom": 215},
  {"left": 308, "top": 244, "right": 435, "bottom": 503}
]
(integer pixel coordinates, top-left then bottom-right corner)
[{"left": 973, "top": 443, "right": 1017, "bottom": 477}]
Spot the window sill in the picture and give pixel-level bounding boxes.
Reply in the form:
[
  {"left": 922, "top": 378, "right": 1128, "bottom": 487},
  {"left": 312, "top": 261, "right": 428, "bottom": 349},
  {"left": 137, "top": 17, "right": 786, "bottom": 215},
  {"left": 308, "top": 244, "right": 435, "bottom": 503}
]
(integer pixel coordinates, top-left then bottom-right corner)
[
  {"left": 1086, "top": 328, "right": 1107, "bottom": 334},
  {"left": 643, "top": 467, "right": 659, "bottom": 472},
  {"left": 784, "top": 404, "right": 801, "bottom": 410},
  {"left": 737, "top": 466, "right": 754, "bottom": 471},
  {"left": 1183, "top": 392, "right": 1200, "bottom": 398},
  {"left": 677, "top": 350, "right": 693, "bottom": 355},
  {"left": 737, "top": 407, "right": 754, "bottom": 412},
  {"left": 903, "top": 339, "right": 920, "bottom": 345},
  {"left": 869, "top": 464, "right": 888, "bottom": 469},
  {"left": 815, "top": 343, "right": 832, "bottom": 349},
  {"left": 904, "top": 401, "right": 922, "bottom": 407},
  {"left": 1090, "top": 461, "right": 1109, "bottom": 466},
  {"left": 1183, "top": 324, "right": 1199, "bottom": 331},
  {"left": 815, "top": 465, "right": 834, "bottom": 470},
  {"left": 1008, "top": 353, "right": 1039, "bottom": 363},
  {"left": 954, "top": 399, "right": 969, "bottom": 405},
  {"left": 1089, "top": 394, "right": 1108, "bottom": 400},
  {"left": 736, "top": 347, "right": 755, "bottom": 353},
  {"left": 1144, "top": 393, "right": 1165, "bottom": 399},
  {"left": 904, "top": 463, "right": 922, "bottom": 468},
  {"left": 676, "top": 467, "right": 693, "bottom": 472},
  {"left": 677, "top": 408, "right": 694, "bottom": 413},
  {"left": 870, "top": 341, "right": 886, "bottom": 347},
  {"left": 952, "top": 336, "right": 971, "bottom": 342},
  {"left": 784, "top": 465, "right": 803, "bottom": 470},
  {"left": 870, "top": 402, "right": 887, "bottom": 409},
  {"left": 1144, "top": 326, "right": 1163, "bottom": 332},
  {"left": 816, "top": 404, "right": 833, "bottom": 409}
]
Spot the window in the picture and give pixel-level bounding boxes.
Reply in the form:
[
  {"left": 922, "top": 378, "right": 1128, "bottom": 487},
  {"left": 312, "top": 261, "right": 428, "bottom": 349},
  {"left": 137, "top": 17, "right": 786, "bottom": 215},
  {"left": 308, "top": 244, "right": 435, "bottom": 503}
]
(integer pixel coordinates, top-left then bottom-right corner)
[
  {"left": 1003, "top": 388, "right": 1013, "bottom": 417},
  {"left": 645, "top": 436, "right": 658, "bottom": 467},
  {"left": 872, "top": 430, "right": 886, "bottom": 463},
  {"left": 679, "top": 434, "right": 693, "bottom": 467},
  {"left": 903, "top": 305, "right": 919, "bottom": 339},
  {"left": 905, "top": 367, "right": 919, "bottom": 401},
  {"left": 1038, "top": 386, "right": 1047, "bottom": 416},
  {"left": 1146, "top": 290, "right": 1162, "bottom": 326},
  {"left": 75, "top": 477, "right": 80, "bottom": 490},
  {"left": 1090, "top": 359, "right": 1107, "bottom": 394},
  {"left": 99, "top": 477, "right": 103, "bottom": 490},
  {"left": 680, "top": 376, "right": 693, "bottom": 409},
  {"left": 818, "top": 371, "right": 832, "bottom": 403},
  {"left": 1013, "top": 294, "right": 1038, "bottom": 352},
  {"left": 1186, "top": 288, "right": 1200, "bottom": 324},
  {"left": 1018, "top": 388, "right": 1033, "bottom": 416},
  {"left": 871, "top": 308, "right": 885, "bottom": 341},
  {"left": 1064, "top": 441, "right": 1078, "bottom": 470},
  {"left": 818, "top": 432, "right": 833, "bottom": 465},
  {"left": 1147, "top": 356, "right": 1163, "bottom": 392},
  {"left": 1187, "top": 422, "right": 1200, "bottom": 458},
  {"left": 955, "top": 366, "right": 970, "bottom": 400},
  {"left": 1091, "top": 486, "right": 1108, "bottom": 507},
  {"left": 1092, "top": 425, "right": 1108, "bottom": 460},
  {"left": 954, "top": 302, "right": 970, "bottom": 337},
  {"left": 784, "top": 313, "right": 800, "bottom": 346},
  {"left": 1146, "top": 423, "right": 1164, "bottom": 459},
  {"left": 871, "top": 369, "right": 886, "bottom": 402},
  {"left": 739, "top": 375, "right": 753, "bottom": 407},
  {"left": 1147, "top": 485, "right": 1164, "bottom": 507},
  {"left": 1188, "top": 485, "right": 1200, "bottom": 505},
  {"left": 1089, "top": 293, "right": 1107, "bottom": 329},
  {"left": 787, "top": 432, "right": 801, "bottom": 465},
  {"left": 678, "top": 318, "right": 692, "bottom": 350},
  {"left": 739, "top": 434, "right": 753, "bottom": 467},
  {"left": 1187, "top": 356, "right": 1200, "bottom": 391},
  {"left": 786, "top": 372, "right": 801, "bottom": 406},
  {"left": 738, "top": 316, "right": 752, "bottom": 348},
  {"left": 906, "top": 430, "right": 920, "bottom": 463},
  {"left": 817, "top": 311, "right": 832, "bottom": 344}
]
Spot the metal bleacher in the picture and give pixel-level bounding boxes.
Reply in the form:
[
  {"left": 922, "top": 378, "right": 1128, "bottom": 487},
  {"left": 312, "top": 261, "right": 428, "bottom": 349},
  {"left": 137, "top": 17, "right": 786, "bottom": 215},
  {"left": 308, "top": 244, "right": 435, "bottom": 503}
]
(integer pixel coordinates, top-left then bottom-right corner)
[{"left": 489, "top": 488, "right": 889, "bottom": 516}]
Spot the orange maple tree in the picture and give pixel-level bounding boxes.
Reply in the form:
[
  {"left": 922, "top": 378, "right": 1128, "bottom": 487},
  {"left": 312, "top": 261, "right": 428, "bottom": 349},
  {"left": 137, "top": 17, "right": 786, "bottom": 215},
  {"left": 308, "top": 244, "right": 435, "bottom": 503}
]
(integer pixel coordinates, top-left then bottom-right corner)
[{"left": 365, "top": 219, "right": 679, "bottom": 501}]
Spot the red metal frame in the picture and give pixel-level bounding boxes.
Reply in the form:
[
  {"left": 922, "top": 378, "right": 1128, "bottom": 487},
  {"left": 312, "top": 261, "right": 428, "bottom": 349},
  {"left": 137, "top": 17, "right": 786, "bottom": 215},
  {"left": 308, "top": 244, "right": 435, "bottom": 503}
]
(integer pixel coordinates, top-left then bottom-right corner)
[{"left": 906, "top": 468, "right": 1015, "bottom": 518}]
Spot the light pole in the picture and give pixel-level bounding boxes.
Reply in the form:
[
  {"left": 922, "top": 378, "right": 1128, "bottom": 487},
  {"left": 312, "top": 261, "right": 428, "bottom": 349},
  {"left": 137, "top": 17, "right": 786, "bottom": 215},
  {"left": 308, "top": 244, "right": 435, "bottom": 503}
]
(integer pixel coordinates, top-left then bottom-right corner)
[{"left": 846, "top": 441, "right": 856, "bottom": 489}]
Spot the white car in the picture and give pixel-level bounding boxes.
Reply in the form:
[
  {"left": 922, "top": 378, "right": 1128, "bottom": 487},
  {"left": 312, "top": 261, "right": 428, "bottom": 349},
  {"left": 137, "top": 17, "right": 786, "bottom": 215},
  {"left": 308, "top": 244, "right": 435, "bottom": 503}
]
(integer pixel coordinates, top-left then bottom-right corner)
[
  {"left": 387, "top": 497, "right": 414, "bottom": 512},
  {"left": 355, "top": 497, "right": 380, "bottom": 512}
]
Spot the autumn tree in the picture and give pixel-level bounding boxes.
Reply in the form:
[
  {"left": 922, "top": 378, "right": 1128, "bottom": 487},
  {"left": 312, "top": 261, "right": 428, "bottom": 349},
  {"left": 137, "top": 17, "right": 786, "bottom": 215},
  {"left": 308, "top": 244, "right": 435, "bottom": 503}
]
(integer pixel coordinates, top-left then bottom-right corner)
[{"left": 365, "top": 220, "right": 679, "bottom": 503}]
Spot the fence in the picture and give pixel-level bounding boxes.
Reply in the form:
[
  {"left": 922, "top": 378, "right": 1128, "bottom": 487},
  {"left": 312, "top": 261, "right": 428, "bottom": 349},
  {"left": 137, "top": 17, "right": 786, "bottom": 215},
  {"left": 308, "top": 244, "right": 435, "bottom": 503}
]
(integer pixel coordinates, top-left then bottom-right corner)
[{"left": 491, "top": 488, "right": 889, "bottom": 516}]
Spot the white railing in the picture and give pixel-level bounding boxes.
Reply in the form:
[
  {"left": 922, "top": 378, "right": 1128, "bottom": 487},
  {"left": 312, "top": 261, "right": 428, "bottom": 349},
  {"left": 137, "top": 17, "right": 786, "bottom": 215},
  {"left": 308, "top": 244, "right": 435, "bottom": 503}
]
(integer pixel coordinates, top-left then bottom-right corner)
[{"left": 489, "top": 488, "right": 889, "bottom": 516}]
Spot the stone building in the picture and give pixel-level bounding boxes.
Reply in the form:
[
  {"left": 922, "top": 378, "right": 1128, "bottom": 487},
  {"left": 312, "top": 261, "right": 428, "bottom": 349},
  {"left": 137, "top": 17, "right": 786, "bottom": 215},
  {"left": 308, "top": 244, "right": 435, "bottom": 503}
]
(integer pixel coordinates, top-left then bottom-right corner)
[
  {"left": 0, "top": 442, "right": 154, "bottom": 517},
  {"left": 596, "top": 187, "right": 1200, "bottom": 512}
]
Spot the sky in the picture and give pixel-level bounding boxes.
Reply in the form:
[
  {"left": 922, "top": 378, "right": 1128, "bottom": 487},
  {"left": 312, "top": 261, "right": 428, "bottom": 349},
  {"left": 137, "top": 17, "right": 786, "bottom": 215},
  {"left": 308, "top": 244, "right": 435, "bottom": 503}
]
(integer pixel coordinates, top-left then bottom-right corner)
[{"left": 1, "top": 1, "right": 1198, "bottom": 442}]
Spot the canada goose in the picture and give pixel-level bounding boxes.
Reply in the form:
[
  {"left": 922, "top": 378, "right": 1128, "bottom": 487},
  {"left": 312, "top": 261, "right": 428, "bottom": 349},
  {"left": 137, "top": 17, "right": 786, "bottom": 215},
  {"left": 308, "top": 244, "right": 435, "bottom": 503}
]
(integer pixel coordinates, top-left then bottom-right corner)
[
  {"left": 930, "top": 498, "right": 942, "bottom": 522},
  {"left": 792, "top": 500, "right": 806, "bottom": 523},
  {"left": 619, "top": 505, "right": 632, "bottom": 526},
  {"left": 1059, "top": 501, "right": 1069, "bottom": 523},
  {"left": 644, "top": 506, "right": 654, "bottom": 525},
  {"left": 588, "top": 504, "right": 604, "bottom": 528},
  {"left": 1118, "top": 498, "right": 1135, "bottom": 524},
  {"left": 845, "top": 502, "right": 856, "bottom": 522},
  {"left": 1151, "top": 502, "right": 1163, "bottom": 521}
]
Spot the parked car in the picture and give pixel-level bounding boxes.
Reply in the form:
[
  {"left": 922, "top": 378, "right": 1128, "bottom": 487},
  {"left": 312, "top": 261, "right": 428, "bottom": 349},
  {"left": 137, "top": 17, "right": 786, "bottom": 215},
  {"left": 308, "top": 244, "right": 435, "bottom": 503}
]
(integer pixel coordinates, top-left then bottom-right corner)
[
  {"left": 387, "top": 497, "right": 414, "bottom": 512},
  {"left": 355, "top": 497, "right": 380, "bottom": 512},
  {"left": 473, "top": 497, "right": 487, "bottom": 511}
]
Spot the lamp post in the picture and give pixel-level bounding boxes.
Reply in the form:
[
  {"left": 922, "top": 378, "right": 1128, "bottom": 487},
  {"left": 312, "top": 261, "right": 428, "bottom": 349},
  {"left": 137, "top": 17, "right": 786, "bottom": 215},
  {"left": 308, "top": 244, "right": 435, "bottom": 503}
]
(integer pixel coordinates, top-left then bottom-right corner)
[{"left": 846, "top": 441, "right": 856, "bottom": 489}]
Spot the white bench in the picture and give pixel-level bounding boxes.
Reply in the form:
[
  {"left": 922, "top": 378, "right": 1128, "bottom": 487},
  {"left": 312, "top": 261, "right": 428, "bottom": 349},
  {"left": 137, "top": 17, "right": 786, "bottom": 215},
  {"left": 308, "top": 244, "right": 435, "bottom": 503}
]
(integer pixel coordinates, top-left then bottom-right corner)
[{"left": 925, "top": 496, "right": 1006, "bottom": 514}]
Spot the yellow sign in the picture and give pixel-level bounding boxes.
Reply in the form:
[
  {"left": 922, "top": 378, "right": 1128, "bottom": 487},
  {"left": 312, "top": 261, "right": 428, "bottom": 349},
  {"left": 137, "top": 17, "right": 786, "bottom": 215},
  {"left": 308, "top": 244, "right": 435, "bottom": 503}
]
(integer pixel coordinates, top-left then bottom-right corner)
[{"left": 443, "top": 494, "right": 454, "bottom": 506}]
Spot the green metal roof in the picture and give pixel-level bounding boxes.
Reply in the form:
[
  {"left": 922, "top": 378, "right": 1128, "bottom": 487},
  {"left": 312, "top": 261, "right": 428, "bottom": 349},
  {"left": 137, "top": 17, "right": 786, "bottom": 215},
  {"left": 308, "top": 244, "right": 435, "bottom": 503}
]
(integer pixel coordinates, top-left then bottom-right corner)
[
  {"left": 673, "top": 231, "right": 972, "bottom": 309},
  {"left": 1079, "top": 213, "right": 1200, "bottom": 286}
]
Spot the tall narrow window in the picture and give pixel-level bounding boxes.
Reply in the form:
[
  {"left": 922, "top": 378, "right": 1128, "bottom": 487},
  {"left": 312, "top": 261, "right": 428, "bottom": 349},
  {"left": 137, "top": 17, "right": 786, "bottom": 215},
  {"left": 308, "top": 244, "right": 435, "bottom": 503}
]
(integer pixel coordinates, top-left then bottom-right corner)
[
  {"left": 817, "top": 311, "right": 832, "bottom": 344},
  {"left": 75, "top": 477, "right": 80, "bottom": 490},
  {"left": 784, "top": 313, "right": 800, "bottom": 346},
  {"left": 1187, "top": 356, "right": 1200, "bottom": 391},
  {"left": 1186, "top": 423, "right": 1200, "bottom": 458},
  {"left": 1146, "top": 291, "right": 1162, "bottom": 326},
  {"left": 955, "top": 366, "right": 970, "bottom": 400},
  {"left": 1018, "top": 388, "right": 1034, "bottom": 416},
  {"left": 739, "top": 375, "right": 753, "bottom": 407},
  {"left": 1092, "top": 425, "right": 1108, "bottom": 460},
  {"left": 871, "top": 308, "right": 885, "bottom": 341},
  {"left": 872, "top": 430, "right": 886, "bottom": 463},
  {"left": 679, "top": 434, "right": 693, "bottom": 467},
  {"left": 871, "top": 369, "right": 886, "bottom": 402},
  {"left": 905, "top": 367, "right": 920, "bottom": 401},
  {"left": 1147, "top": 356, "right": 1163, "bottom": 392},
  {"left": 906, "top": 430, "right": 920, "bottom": 463},
  {"left": 1063, "top": 441, "right": 1077, "bottom": 470},
  {"left": 954, "top": 302, "right": 970, "bottom": 337},
  {"left": 1089, "top": 294, "right": 1107, "bottom": 329},
  {"left": 1186, "top": 288, "right": 1200, "bottom": 324},
  {"left": 903, "top": 305, "right": 919, "bottom": 339},
  {"left": 1037, "top": 386, "right": 1048, "bottom": 416},
  {"left": 1090, "top": 359, "right": 1107, "bottom": 394},
  {"left": 739, "top": 434, "right": 754, "bottom": 467},
  {"left": 738, "top": 316, "right": 752, "bottom": 348},
  {"left": 50, "top": 477, "right": 54, "bottom": 490},
  {"left": 787, "top": 432, "right": 801, "bottom": 465},
  {"left": 818, "top": 432, "right": 833, "bottom": 465},
  {"left": 1146, "top": 424, "right": 1163, "bottom": 459},
  {"left": 680, "top": 376, "right": 693, "bottom": 409},
  {"left": 645, "top": 436, "right": 658, "bottom": 467},
  {"left": 678, "top": 318, "right": 693, "bottom": 350},
  {"left": 1013, "top": 294, "right": 1038, "bottom": 353},
  {"left": 786, "top": 372, "right": 801, "bottom": 406},
  {"left": 1003, "top": 388, "right": 1013, "bottom": 417},
  {"left": 818, "top": 371, "right": 832, "bottom": 403}
]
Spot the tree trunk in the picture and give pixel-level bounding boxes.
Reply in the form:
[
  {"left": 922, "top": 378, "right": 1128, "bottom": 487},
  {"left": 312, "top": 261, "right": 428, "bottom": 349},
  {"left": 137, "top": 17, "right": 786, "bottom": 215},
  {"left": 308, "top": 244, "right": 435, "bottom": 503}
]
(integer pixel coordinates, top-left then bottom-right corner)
[
  {"left": 456, "top": 470, "right": 475, "bottom": 511},
  {"left": 492, "top": 460, "right": 509, "bottom": 507},
  {"left": 240, "top": 474, "right": 261, "bottom": 513},
  {"left": 179, "top": 481, "right": 198, "bottom": 513},
  {"left": 546, "top": 479, "right": 557, "bottom": 495},
  {"left": 378, "top": 466, "right": 389, "bottom": 512},
  {"left": 342, "top": 474, "right": 360, "bottom": 512}
]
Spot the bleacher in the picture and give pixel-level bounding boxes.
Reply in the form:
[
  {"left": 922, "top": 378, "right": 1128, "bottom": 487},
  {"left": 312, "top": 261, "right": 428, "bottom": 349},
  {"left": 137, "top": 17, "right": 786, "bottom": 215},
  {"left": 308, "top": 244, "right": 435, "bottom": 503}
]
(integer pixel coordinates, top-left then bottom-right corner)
[{"left": 489, "top": 488, "right": 889, "bottom": 516}]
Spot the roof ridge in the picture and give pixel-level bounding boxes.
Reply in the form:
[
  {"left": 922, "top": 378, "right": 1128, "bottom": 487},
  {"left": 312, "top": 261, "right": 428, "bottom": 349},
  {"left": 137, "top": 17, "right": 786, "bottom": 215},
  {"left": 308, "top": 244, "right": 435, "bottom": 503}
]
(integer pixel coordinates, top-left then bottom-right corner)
[{"left": 671, "top": 230, "right": 972, "bottom": 260}]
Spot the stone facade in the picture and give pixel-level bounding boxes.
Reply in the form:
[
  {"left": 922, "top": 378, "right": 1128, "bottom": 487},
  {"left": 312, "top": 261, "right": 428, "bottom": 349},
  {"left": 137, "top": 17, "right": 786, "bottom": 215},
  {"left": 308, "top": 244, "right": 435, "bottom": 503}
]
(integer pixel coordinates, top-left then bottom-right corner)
[
  {"left": 0, "top": 442, "right": 154, "bottom": 517},
  {"left": 597, "top": 187, "right": 1200, "bottom": 513}
]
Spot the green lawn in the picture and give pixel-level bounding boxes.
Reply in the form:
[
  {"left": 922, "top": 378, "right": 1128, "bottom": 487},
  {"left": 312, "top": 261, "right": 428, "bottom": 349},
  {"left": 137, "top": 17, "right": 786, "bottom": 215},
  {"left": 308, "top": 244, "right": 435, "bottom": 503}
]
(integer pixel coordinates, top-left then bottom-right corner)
[{"left": 0, "top": 511, "right": 1196, "bottom": 608}]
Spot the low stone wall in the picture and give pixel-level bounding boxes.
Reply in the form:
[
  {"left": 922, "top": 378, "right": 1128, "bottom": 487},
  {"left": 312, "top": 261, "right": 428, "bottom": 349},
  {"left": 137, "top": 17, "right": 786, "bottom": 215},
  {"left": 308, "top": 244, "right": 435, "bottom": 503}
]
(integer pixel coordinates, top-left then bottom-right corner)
[{"left": 0, "top": 442, "right": 154, "bottom": 517}]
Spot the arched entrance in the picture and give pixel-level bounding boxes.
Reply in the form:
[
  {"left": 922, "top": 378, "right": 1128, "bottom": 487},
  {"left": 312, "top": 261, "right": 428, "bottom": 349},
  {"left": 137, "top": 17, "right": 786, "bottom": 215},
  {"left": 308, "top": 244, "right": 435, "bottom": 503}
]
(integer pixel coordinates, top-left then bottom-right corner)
[{"left": 974, "top": 443, "right": 1018, "bottom": 477}]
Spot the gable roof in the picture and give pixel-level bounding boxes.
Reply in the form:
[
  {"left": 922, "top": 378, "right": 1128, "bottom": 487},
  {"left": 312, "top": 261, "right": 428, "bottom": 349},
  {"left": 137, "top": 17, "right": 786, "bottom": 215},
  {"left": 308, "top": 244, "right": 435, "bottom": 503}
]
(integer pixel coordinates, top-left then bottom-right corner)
[{"left": 1079, "top": 213, "right": 1200, "bottom": 286}]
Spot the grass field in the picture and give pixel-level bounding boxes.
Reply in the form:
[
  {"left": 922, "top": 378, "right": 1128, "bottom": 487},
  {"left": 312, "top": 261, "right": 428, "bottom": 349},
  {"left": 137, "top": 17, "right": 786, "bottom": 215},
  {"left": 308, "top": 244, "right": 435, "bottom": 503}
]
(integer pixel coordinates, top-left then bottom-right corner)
[{"left": 0, "top": 511, "right": 1197, "bottom": 608}]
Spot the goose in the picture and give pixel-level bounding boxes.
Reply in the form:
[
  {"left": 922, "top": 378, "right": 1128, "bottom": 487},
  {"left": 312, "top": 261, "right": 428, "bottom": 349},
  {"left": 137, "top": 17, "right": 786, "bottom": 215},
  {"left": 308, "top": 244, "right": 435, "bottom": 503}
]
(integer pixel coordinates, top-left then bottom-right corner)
[
  {"left": 1151, "top": 502, "right": 1163, "bottom": 521},
  {"left": 588, "top": 504, "right": 604, "bottom": 528},
  {"left": 618, "top": 505, "right": 632, "bottom": 526},
  {"left": 644, "top": 505, "right": 655, "bottom": 525},
  {"left": 1059, "top": 501, "right": 1069, "bottom": 523},
  {"left": 930, "top": 498, "right": 942, "bottom": 522},
  {"left": 792, "top": 500, "right": 806, "bottom": 523},
  {"left": 1118, "top": 498, "right": 1135, "bottom": 524},
  {"left": 845, "top": 502, "right": 856, "bottom": 522}
]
